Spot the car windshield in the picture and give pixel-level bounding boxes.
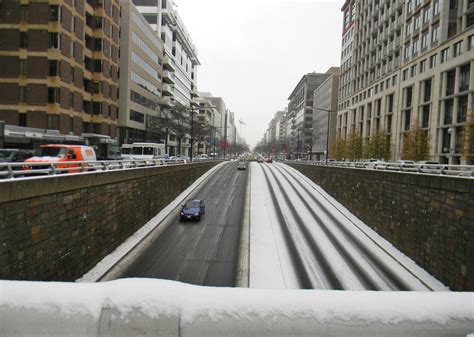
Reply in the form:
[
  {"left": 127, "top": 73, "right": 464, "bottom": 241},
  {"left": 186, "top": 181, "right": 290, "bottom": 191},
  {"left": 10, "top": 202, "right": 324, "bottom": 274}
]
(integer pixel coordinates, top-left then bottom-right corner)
[
  {"left": 34, "top": 147, "right": 67, "bottom": 158},
  {"left": 0, "top": 150, "right": 13, "bottom": 159},
  {"left": 185, "top": 201, "right": 201, "bottom": 208}
]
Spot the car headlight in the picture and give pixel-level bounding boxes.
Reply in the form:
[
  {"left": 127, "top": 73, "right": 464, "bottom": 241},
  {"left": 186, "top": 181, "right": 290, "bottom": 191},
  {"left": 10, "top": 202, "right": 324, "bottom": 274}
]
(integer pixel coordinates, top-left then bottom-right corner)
[
  {"left": 195, "top": 212, "right": 200, "bottom": 216},
  {"left": 180, "top": 212, "right": 184, "bottom": 215}
]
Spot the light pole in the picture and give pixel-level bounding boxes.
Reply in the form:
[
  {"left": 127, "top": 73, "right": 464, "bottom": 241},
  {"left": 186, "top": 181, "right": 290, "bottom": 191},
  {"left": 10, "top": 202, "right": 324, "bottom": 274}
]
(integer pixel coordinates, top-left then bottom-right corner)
[{"left": 189, "top": 101, "right": 198, "bottom": 163}]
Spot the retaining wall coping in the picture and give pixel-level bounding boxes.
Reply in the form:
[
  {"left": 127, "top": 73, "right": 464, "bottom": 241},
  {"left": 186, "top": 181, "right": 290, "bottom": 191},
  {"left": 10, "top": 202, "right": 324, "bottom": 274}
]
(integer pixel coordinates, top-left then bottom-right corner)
[{"left": 0, "top": 162, "right": 216, "bottom": 204}]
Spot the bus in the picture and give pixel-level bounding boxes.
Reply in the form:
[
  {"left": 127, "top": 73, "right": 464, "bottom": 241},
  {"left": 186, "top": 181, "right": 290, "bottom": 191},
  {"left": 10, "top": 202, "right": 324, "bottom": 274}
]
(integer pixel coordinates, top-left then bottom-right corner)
[{"left": 121, "top": 143, "right": 166, "bottom": 160}]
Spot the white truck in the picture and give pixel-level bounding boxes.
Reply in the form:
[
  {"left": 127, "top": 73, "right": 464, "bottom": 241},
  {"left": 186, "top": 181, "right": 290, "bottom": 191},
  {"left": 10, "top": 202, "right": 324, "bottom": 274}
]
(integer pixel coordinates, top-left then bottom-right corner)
[{"left": 121, "top": 143, "right": 166, "bottom": 160}]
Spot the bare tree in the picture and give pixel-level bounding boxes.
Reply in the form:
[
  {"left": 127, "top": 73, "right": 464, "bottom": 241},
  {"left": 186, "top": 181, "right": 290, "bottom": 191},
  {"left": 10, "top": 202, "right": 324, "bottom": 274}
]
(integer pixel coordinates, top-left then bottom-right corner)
[{"left": 459, "top": 111, "right": 474, "bottom": 164}]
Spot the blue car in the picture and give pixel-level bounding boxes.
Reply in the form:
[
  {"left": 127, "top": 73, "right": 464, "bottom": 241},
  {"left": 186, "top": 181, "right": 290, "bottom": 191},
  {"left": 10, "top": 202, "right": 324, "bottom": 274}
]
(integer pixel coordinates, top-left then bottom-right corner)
[{"left": 180, "top": 199, "right": 205, "bottom": 221}]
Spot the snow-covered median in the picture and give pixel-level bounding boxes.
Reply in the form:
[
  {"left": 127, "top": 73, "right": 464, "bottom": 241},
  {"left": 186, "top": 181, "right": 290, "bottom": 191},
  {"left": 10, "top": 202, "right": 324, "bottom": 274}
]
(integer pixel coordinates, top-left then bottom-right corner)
[{"left": 1, "top": 279, "right": 473, "bottom": 337}]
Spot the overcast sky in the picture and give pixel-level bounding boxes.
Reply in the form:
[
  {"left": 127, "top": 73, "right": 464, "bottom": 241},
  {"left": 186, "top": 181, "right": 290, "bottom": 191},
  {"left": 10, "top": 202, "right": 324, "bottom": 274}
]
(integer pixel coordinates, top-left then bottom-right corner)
[{"left": 175, "top": 0, "right": 345, "bottom": 148}]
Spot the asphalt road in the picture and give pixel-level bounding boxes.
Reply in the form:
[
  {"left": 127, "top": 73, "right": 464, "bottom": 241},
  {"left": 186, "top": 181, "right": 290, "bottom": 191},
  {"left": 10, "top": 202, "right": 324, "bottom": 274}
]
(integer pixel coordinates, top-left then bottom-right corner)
[{"left": 121, "top": 161, "right": 248, "bottom": 286}]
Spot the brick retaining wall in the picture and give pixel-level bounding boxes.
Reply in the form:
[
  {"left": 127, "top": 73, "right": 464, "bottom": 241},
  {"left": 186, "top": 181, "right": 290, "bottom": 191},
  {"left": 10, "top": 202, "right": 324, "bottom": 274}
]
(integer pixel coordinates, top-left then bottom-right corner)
[
  {"left": 289, "top": 164, "right": 474, "bottom": 291},
  {"left": 0, "top": 162, "right": 218, "bottom": 281}
]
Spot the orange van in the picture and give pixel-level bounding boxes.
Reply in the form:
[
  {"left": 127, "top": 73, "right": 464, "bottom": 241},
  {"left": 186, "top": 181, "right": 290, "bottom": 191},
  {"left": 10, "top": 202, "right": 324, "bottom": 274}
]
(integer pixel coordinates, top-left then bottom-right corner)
[{"left": 24, "top": 144, "right": 97, "bottom": 173}]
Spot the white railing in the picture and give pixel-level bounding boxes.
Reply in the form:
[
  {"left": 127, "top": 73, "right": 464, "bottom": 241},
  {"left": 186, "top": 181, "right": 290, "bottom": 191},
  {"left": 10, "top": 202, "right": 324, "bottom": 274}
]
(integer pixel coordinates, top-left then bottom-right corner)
[
  {"left": 0, "top": 158, "right": 216, "bottom": 180},
  {"left": 0, "top": 279, "right": 472, "bottom": 337},
  {"left": 285, "top": 160, "right": 474, "bottom": 178}
]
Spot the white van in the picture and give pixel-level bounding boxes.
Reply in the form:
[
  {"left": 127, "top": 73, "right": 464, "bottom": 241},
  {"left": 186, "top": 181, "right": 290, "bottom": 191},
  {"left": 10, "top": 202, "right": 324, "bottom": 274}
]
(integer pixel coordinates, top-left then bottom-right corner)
[{"left": 121, "top": 143, "right": 166, "bottom": 160}]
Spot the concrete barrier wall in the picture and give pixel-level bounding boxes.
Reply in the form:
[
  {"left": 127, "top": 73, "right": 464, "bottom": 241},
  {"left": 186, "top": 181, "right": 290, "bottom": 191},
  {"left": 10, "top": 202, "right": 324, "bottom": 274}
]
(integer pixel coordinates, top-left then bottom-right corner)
[
  {"left": 0, "top": 279, "right": 473, "bottom": 337},
  {"left": 0, "top": 162, "right": 219, "bottom": 281},
  {"left": 288, "top": 164, "right": 474, "bottom": 291}
]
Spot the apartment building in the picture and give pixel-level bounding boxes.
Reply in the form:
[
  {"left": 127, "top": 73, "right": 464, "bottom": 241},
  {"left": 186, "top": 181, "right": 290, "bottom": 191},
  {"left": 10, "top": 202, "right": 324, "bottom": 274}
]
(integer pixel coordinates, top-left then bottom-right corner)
[
  {"left": 0, "top": 0, "right": 119, "bottom": 147},
  {"left": 133, "top": 0, "right": 199, "bottom": 108},
  {"left": 312, "top": 67, "right": 341, "bottom": 161},
  {"left": 287, "top": 72, "right": 331, "bottom": 158},
  {"left": 337, "top": 0, "right": 474, "bottom": 164},
  {"left": 118, "top": 0, "right": 164, "bottom": 144}
]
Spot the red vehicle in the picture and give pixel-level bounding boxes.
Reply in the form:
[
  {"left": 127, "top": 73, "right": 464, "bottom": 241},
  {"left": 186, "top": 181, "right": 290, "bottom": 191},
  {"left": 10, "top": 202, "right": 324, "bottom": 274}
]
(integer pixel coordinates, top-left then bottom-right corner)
[{"left": 266, "top": 157, "right": 273, "bottom": 163}]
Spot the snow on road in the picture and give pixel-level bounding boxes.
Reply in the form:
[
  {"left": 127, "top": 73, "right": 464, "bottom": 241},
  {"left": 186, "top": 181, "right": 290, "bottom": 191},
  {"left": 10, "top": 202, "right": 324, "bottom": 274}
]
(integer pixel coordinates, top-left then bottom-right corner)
[
  {"left": 248, "top": 162, "right": 448, "bottom": 291},
  {"left": 249, "top": 163, "right": 300, "bottom": 288}
]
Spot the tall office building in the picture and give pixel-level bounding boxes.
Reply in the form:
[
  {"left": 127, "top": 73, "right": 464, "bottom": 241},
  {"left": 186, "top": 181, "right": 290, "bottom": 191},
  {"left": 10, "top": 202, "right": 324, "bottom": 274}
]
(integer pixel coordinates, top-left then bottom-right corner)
[
  {"left": 312, "top": 67, "right": 341, "bottom": 161},
  {"left": 287, "top": 72, "right": 331, "bottom": 158},
  {"left": 337, "top": 0, "right": 474, "bottom": 164},
  {"left": 0, "top": 0, "right": 119, "bottom": 147},
  {"left": 118, "top": 0, "right": 164, "bottom": 144},
  {"left": 133, "top": 0, "right": 199, "bottom": 108}
]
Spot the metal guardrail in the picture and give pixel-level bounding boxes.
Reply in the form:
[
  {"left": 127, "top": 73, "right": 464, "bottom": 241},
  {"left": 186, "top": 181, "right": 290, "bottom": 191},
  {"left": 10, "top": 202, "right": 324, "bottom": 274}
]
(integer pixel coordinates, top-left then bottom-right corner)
[
  {"left": 285, "top": 160, "right": 474, "bottom": 178},
  {"left": 0, "top": 158, "right": 216, "bottom": 180}
]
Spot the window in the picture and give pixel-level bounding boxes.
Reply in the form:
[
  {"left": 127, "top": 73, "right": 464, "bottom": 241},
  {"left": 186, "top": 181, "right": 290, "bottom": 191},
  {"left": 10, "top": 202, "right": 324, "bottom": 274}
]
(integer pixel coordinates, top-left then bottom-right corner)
[
  {"left": 50, "top": 5, "right": 60, "bottom": 21},
  {"left": 441, "top": 48, "right": 449, "bottom": 63},
  {"left": 421, "top": 31, "right": 428, "bottom": 49},
  {"left": 47, "top": 115, "right": 59, "bottom": 130},
  {"left": 444, "top": 99, "right": 453, "bottom": 125},
  {"left": 424, "top": 79, "right": 432, "bottom": 102},
  {"left": 404, "top": 110, "right": 411, "bottom": 130},
  {"left": 49, "top": 32, "right": 59, "bottom": 49},
  {"left": 19, "top": 113, "right": 27, "bottom": 127},
  {"left": 70, "top": 41, "right": 75, "bottom": 57},
  {"left": 407, "top": 0, "right": 413, "bottom": 14},
  {"left": 453, "top": 41, "right": 463, "bottom": 57},
  {"left": 71, "top": 66, "right": 75, "bottom": 82},
  {"left": 405, "top": 86, "right": 413, "bottom": 108},
  {"left": 20, "top": 32, "right": 28, "bottom": 49},
  {"left": 446, "top": 70, "right": 456, "bottom": 96},
  {"left": 71, "top": 16, "right": 75, "bottom": 33},
  {"left": 405, "top": 20, "right": 412, "bottom": 37},
  {"left": 19, "top": 59, "right": 27, "bottom": 76},
  {"left": 433, "top": 0, "right": 439, "bottom": 16},
  {"left": 48, "top": 60, "right": 60, "bottom": 76},
  {"left": 414, "top": 14, "right": 420, "bottom": 31},
  {"left": 70, "top": 92, "right": 74, "bottom": 108},
  {"left": 429, "top": 54, "right": 437, "bottom": 68},
  {"left": 404, "top": 45, "right": 410, "bottom": 60},
  {"left": 420, "top": 59, "right": 427, "bottom": 73},
  {"left": 457, "top": 95, "right": 468, "bottom": 123},
  {"left": 412, "top": 39, "right": 418, "bottom": 56},
  {"left": 431, "top": 25, "right": 439, "bottom": 43},
  {"left": 93, "top": 81, "right": 101, "bottom": 94},
  {"left": 422, "top": 105, "right": 430, "bottom": 127},
  {"left": 94, "top": 38, "right": 102, "bottom": 51},
  {"left": 20, "top": 5, "right": 28, "bottom": 21},
  {"left": 403, "top": 68, "right": 409, "bottom": 80},
  {"left": 469, "top": 35, "right": 474, "bottom": 50},
  {"left": 19, "top": 86, "right": 27, "bottom": 103},
  {"left": 130, "top": 110, "right": 145, "bottom": 123},
  {"left": 460, "top": 64, "right": 470, "bottom": 92},
  {"left": 422, "top": 7, "right": 429, "bottom": 24},
  {"left": 411, "top": 64, "right": 417, "bottom": 77},
  {"left": 48, "top": 87, "right": 60, "bottom": 104}
]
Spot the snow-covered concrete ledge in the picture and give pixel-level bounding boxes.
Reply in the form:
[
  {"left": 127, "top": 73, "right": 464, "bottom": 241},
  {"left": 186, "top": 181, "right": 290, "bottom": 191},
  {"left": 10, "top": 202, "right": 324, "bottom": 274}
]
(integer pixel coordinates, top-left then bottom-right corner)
[{"left": 1, "top": 279, "right": 473, "bottom": 337}]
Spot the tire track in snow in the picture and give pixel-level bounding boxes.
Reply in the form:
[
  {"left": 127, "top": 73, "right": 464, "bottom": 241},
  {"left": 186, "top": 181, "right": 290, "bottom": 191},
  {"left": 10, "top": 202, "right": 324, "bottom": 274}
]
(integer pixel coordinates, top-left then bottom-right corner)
[
  {"left": 258, "top": 164, "right": 313, "bottom": 289},
  {"left": 274, "top": 163, "right": 437, "bottom": 291},
  {"left": 261, "top": 164, "right": 343, "bottom": 290}
]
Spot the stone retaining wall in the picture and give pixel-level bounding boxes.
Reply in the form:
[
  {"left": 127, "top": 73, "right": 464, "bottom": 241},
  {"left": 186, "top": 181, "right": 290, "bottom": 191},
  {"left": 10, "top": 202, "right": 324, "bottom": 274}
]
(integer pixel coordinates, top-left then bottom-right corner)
[
  {"left": 289, "top": 164, "right": 474, "bottom": 291},
  {"left": 0, "top": 162, "right": 218, "bottom": 281}
]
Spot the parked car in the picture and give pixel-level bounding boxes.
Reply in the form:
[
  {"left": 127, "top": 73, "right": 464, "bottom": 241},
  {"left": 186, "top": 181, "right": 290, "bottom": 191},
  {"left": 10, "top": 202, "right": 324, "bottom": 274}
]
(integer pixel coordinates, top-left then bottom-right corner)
[
  {"left": 418, "top": 160, "right": 443, "bottom": 172},
  {"left": 180, "top": 199, "right": 205, "bottom": 221},
  {"left": 24, "top": 144, "right": 96, "bottom": 173},
  {"left": 0, "top": 149, "right": 34, "bottom": 162},
  {"left": 257, "top": 157, "right": 264, "bottom": 163},
  {"left": 237, "top": 161, "right": 246, "bottom": 170},
  {"left": 266, "top": 157, "right": 273, "bottom": 163}
]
